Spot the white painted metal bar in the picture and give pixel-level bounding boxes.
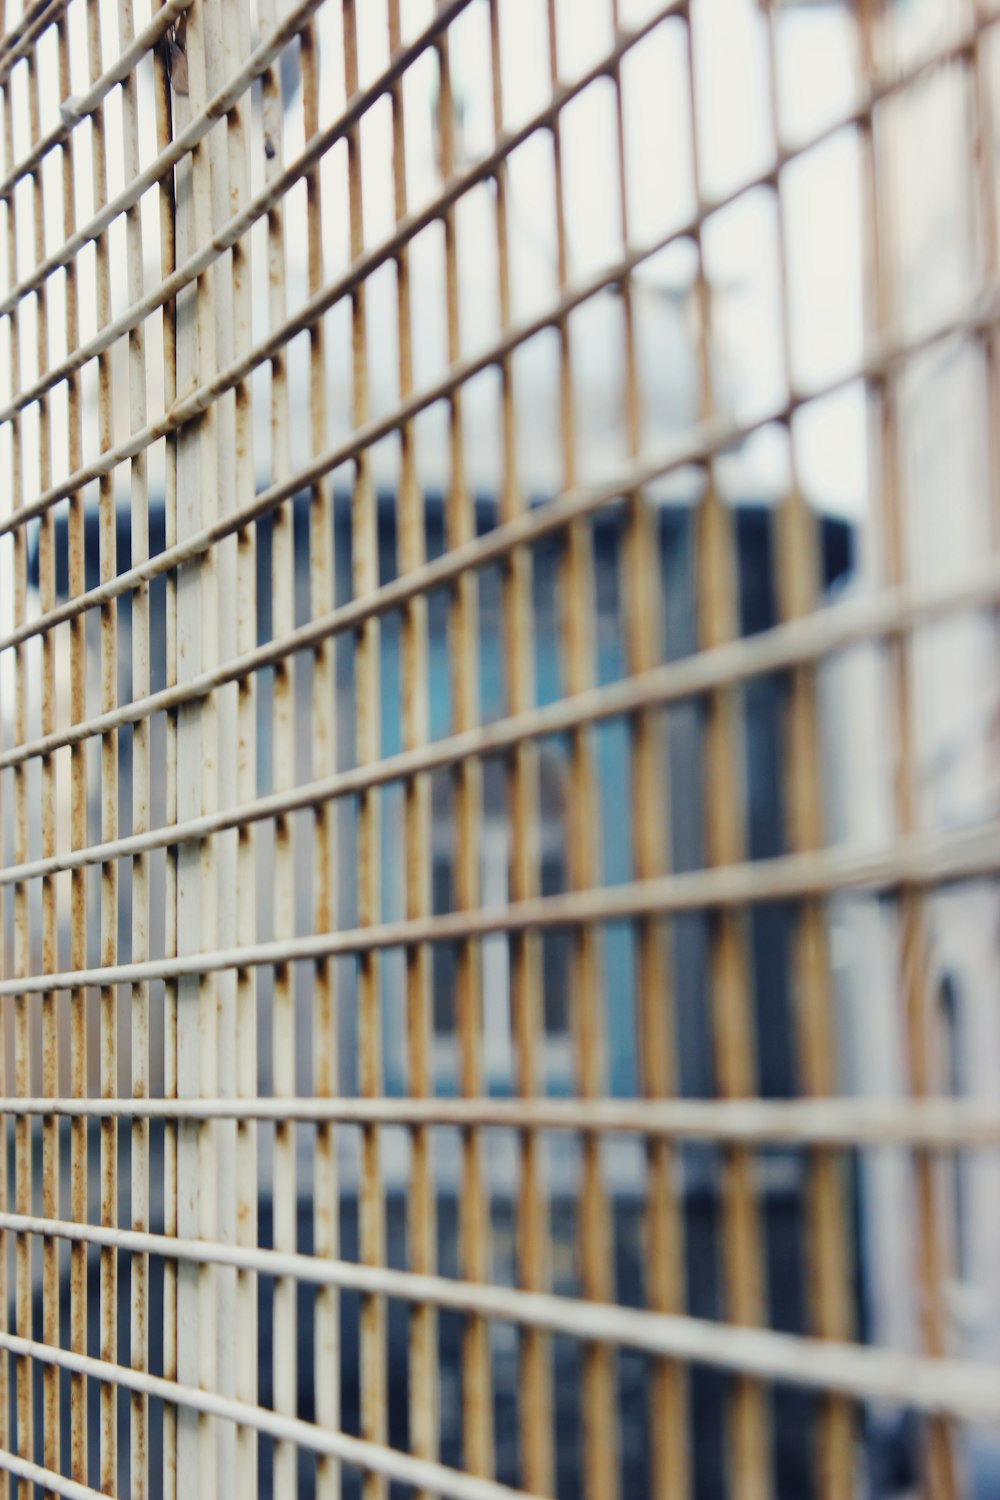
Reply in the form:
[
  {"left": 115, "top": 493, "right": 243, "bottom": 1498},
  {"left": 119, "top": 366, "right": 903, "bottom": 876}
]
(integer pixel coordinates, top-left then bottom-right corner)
[
  {"left": 56, "top": 0, "right": 91, "bottom": 1473},
  {"left": 301, "top": 0, "right": 339, "bottom": 1489},
  {"left": 26, "top": 27, "right": 61, "bottom": 1485},
  {"left": 340, "top": 8, "right": 388, "bottom": 1494},
  {"left": 215, "top": 0, "right": 257, "bottom": 1488},
  {"left": 0, "top": 34, "right": 34, "bottom": 1484},
  {"left": 761, "top": 6, "right": 855, "bottom": 1492},
  {"left": 202, "top": 0, "right": 247, "bottom": 1490},
  {"left": 436, "top": 19, "right": 494, "bottom": 1483},
  {"left": 118, "top": 0, "right": 153, "bottom": 1484},
  {"left": 257, "top": 0, "right": 298, "bottom": 1474},
  {"left": 0, "top": 1263, "right": 997, "bottom": 1431},
  {"left": 153, "top": 0, "right": 181, "bottom": 1487},
  {"left": 0, "top": 1094, "right": 997, "bottom": 1146},
  {"left": 608, "top": 5, "right": 688, "bottom": 1494},
  {"left": 1, "top": 818, "right": 1000, "bottom": 998},
  {"left": 172, "top": 0, "right": 223, "bottom": 1487}
]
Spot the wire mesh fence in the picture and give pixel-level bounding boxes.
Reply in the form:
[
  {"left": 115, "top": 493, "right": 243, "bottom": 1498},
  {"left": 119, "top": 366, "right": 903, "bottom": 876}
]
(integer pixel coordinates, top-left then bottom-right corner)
[{"left": 0, "top": 0, "right": 1000, "bottom": 1495}]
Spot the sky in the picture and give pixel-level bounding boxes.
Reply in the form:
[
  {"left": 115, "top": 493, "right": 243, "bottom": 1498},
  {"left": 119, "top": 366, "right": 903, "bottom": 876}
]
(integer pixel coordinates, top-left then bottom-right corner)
[{"left": 0, "top": 0, "right": 986, "bottom": 535}]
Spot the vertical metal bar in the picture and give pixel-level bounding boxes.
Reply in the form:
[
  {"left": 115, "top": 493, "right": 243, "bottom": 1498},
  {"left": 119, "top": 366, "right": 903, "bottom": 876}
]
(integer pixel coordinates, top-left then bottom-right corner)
[
  {"left": 301, "top": 8, "right": 339, "bottom": 1498},
  {"left": 57, "top": 2, "right": 89, "bottom": 1479},
  {"left": 117, "top": 0, "right": 153, "bottom": 1483},
  {"left": 216, "top": 0, "right": 258, "bottom": 1488},
  {"left": 606, "top": 7, "right": 689, "bottom": 1498},
  {"left": 173, "top": 2, "right": 221, "bottom": 1489},
  {"left": 194, "top": 8, "right": 222, "bottom": 1479},
  {"left": 972, "top": 3, "right": 999, "bottom": 322},
  {"left": 760, "top": 8, "right": 856, "bottom": 1498},
  {"left": 487, "top": 3, "right": 554, "bottom": 1490},
  {"left": 153, "top": 3, "right": 179, "bottom": 1491},
  {"left": 972, "top": 4, "right": 1000, "bottom": 792},
  {"left": 684, "top": 14, "right": 770, "bottom": 1500},
  {"left": 26, "top": 33, "right": 61, "bottom": 1485},
  {"left": 201, "top": 0, "right": 244, "bottom": 1489},
  {"left": 856, "top": 9, "right": 959, "bottom": 1497},
  {"left": 1, "top": 49, "right": 34, "bottom": 1487},
  {"left": 0, "top": 24, "right": 9, "bottom": 1481},
  {"left": 341, "top": 6, "right": 387, "bottom": 1492},
  {"left": 0, "top": 39, "right": 9, "bottom": 1471},
  {"left": 693, "top": 459, "right": 769, "bottom": 1500},
  {"left": 83, "top": 0, "right": 121, "bottom": 1482},
  {"left": 544, "top": 6, "right": 619, "bottom": 1496},
  {"left": 386, "top": 6, "right": 437, "bottom": 1495},
  {"left": 436, "top": 23, "right": 496, "bottom": 1483},
  {"left": 255, "top": 0, "right": 298, "bottom": 1480}
]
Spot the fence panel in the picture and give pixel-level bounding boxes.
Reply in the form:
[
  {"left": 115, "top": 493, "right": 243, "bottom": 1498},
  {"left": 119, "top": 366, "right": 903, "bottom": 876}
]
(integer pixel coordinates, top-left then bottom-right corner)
[{"left": 0, "top": 0, "right": 999, "bottom": 1496}]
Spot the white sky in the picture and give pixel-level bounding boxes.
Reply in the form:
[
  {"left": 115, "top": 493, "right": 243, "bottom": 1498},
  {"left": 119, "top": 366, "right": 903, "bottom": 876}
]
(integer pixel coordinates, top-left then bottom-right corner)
[{"left": 0, "top": 0, "right": 984, "bottom": 530}]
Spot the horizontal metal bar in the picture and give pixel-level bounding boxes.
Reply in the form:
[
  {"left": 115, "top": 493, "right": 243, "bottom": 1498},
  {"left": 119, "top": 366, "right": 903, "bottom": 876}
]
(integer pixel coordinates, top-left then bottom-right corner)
[
  {"left": 0, "top": 1330, "right": 542, "bottom": 1500},
  {"left": 0, "top": 1450, "right": 105, "bottom": 1500},
  {"left": 3, "top": 554, "right": 1000, "bottom": 889},
  {"left": 0, "top": 820, "right": 997, "bottom": 998},
  {"left": 0, "top": 0, "right": 193, "bottom": 208},
  {"left": 0, "top": 1228, "right": 998, "bottom": 1423},
  {"left": 0, "top": 1096, "right": 997, "bottom": 1146}
]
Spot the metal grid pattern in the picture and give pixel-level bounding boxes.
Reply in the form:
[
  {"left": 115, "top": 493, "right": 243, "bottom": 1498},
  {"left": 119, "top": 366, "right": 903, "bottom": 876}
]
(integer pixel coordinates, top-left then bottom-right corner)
[{"left": 0, "top": 0, "right": 998, "bottom": 1496}]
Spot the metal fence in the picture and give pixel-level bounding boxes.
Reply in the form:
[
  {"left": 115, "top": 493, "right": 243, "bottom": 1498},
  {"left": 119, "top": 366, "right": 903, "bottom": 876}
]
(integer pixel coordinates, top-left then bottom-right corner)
[{"left": 1, "top": 0, "right": 1000, "bottom": 1495}]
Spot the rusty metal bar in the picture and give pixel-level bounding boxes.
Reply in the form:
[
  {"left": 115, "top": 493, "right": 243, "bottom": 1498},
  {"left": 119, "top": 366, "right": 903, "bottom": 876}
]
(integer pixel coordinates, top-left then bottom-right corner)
[
  {"left": 216, "top": 0, "right": 257, "bottom": 1488},
  {"left": 438, "top": 20, "right": 495, "bottom": 1484},
  {"left": 1, "top": 35, "right": 34, "bottom": 1485},
  {"left": 25, "top": 25, "right": 62, "bottom": 1486},
  {"left": 0, "top": 1092, "right": 998, "bottom": 1144},
  {"left": 609, "top": 6, "right": 689, "bottom": 1496},
  {"left": 386, "top": 1, "right": 439, "bottom": 1492},
  {"left": 117, "top": 0, "right": 153, "bottom": 1484},
  {"left": 153, "top": 0, "right": 180, "bottom": 1488},
  {"left": 340, "top": 7, "right": 388, "bottom": 1494},
  {"left": 83, "top": 0, "right": 122, "bottom": 1484},
  {"left": 761, "top": 7, "right": 855, "bottom": 1496},
  {"left": 488, "top": 0, "right": 554, "bottom": 1490}
]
